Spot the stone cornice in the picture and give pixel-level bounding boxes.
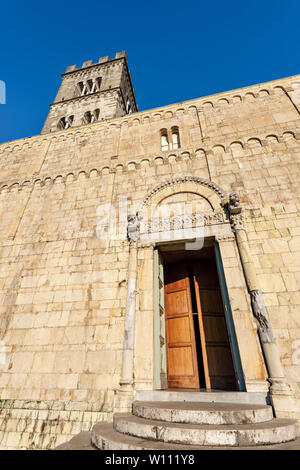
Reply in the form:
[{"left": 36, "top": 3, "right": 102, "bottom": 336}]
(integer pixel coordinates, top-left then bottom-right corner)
[{"left": 49, "top": 88, "right": 121, "bottom": 107}]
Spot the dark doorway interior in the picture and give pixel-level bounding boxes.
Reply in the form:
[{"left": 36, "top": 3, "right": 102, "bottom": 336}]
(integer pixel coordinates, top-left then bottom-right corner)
[{"left": 162, "top": 246, "right": 237, "bottom": 391}]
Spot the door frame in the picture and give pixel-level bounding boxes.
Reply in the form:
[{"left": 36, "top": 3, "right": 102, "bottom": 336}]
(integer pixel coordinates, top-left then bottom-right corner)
[
  {"left": 214, "top": 241, "right": 246, "bottom": 391},
  {"left": 153, "top": 239, "right": 246, "bottom": 391}
]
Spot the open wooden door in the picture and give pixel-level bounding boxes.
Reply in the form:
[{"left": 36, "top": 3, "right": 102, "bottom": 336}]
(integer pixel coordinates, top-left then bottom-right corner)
[
  {"left": 193, "top": 260, "right": 237, "bottom": 390},
  {"left": 164, "top": 262, "right": 199, "bottom": 389}
]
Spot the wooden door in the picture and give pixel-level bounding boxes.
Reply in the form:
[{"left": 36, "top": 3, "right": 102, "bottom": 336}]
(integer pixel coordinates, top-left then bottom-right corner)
[
  {"left": 193, "top": 260, "right": 237, "bottom": 390},
  {"left": 164, "top": 262, "right": 199, "bottom": 389}
]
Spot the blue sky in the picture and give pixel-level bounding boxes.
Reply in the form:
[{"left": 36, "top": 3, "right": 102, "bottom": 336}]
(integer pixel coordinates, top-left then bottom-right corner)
[{"left": 0, "top": 0, "right": 299, "bottom": 143}]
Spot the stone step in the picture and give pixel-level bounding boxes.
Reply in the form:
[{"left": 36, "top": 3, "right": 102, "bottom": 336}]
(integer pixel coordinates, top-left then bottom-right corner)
[
  {"left": 113, "top": 413, "right": 299, "bottom": 447},
  {"left": 55, "top": 431, "right": 97, "bottom": 450},
  {"left": 91, "top": 422, "right": 300, "bottom": 450},
  {"left": 132, "top": 401, "right": 274, "bottom": 425},
  {"left": 135, "top": 390, "right": 269, "bottom": 405}
]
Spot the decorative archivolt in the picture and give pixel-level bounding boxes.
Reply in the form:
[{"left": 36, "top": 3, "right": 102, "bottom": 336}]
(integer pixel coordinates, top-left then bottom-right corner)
[{"left": 138, "top": 176, "right": 227, "bottom": 214}]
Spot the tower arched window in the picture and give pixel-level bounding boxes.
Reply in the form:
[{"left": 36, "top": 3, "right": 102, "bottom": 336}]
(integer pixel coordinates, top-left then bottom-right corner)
[
  {"left": 92, "top": 77, "right": 102, "bottom": 93},
  {"left": 83, "top": 111, "right": 92, "bottom": 124},
  {"left": 160, "top": 129, "right": 169, "bottom": 151},
  {"left": 126, "top": 97, "right": 132, "bottom": 114},
  {"left": 171, "top": 127, "right": 180, "bottom": 150},
  {"left": 83, "top": 109, "right": 100, "bottom": 124},
  {"left": 58, "top": 115, "right": 74, "bottom": 130},
  {"left": 76, "top": 78, "right": 102, "bottom": 97}
]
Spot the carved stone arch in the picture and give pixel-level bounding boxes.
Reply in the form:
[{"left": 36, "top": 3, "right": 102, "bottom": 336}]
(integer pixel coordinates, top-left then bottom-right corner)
[
  {"left": 10, "top": 183, "right": 20, "bottom": 192},
  {"left": 54, "top": 175, "right": 64, "bottom": 184},
  {"left": 21, "top": 180, "right": 31, "bottom": 189},
  {"left": 202, "top": 101, "right": 214, "bottom": 111},
  {"left": 232, "top": 95, "right": 242, "bottom": 103},
  {"left": 164, "top": 110, "right": 173, "bottom": 119},
  {"left": 273, "top": 85, "right": 285, "bottom": 95},
  {"left": 217, "top": 98, "right": 229, "bottom": 106},
  {"left": 138, "top": 176, "right": 227, "bottom": 217},
  {"left": 245, "top": 92, "right": 255, "bottom": 101},
  {"left": 89, "top": 168, "right": 99, "bottom": 178},
  {"left": 258, "top": 89, "right": 270, "bottom": 97},
  {"left": 283, "top": 131, "right": 296, "bottom": 141},
  {"left": 266, "top": 134, "right": 279, "bottom": 144}
]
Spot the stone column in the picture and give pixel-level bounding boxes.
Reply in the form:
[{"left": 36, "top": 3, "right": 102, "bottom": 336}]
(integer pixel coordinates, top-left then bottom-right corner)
[
  {"left": 116, "top": 214, "right": 139, "bottom": 408},
  {"left": 227, "top": 193, "right": 292, "bottom": 398}
]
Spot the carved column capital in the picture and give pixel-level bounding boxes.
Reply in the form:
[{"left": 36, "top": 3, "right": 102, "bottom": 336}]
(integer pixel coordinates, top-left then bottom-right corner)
[
  {"left": 226, "top": 192, "right": 244, "bottom": 230},
  {"left": 127, "top": 213, "right": 140, "bottom": 245}
]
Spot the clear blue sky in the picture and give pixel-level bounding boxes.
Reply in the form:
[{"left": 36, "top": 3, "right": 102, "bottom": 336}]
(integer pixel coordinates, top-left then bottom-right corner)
[{"left": 0, "top": 0, "right": 299, "bottom": 143}]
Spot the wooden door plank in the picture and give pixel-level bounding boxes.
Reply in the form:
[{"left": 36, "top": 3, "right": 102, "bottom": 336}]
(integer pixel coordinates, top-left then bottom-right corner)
[
  {"left": 193, "top": 259, "right": 236, "bottom": 391},
  {"left": 193, "top": 269, "right": 211, "bottom": 390},
  {"left": 164, "top": 262, "right": 199, "bottom": 389}
]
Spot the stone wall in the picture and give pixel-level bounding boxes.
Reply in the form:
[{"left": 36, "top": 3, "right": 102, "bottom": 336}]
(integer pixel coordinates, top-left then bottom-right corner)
[{"left": 0, "top": 73, "right": 299, "bottom": 448}]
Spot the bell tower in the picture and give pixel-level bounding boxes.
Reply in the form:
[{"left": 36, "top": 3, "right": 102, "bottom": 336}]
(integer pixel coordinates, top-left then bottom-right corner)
[{"left": 41, "top": 51, "right": 138, "bottom": 134}]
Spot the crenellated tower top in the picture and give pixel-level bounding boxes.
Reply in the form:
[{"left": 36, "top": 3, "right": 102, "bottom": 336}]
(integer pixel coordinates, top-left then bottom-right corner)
[{"left": 41, "top": 51, "right": 138, "bottom": 134}]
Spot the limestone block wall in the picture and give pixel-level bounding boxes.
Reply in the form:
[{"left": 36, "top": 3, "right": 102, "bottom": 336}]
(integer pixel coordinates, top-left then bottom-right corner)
[
  {"left": 0, "top": 73, "right": 299, "bottom": 447},
  {"left": 245, "top": 206, "right": 300, "bottom": 390},
  {"left": 44, "top": 90, "right": 125, "bottom": 131}
]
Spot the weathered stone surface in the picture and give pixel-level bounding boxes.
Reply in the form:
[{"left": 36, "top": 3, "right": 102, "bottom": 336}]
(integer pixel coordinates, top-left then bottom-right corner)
[
  {"left": 0, "top": 53, "right": 300, "bottom": 449},
  {"left": 113, "top": 413, "right": 298, "bottom": 447},
  {"left": 132, "top": 401, "right": 273, "bottom": 425},
  {"left": 90, "top": 423, "right": 300, "bottom": 450}
]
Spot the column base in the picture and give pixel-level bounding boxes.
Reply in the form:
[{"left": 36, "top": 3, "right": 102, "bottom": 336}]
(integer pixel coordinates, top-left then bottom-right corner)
[
  {"left": 270, "top": 390, "right": 300, "bottom": 424},
  {"left": 245, "top": 379, "right": 270, "bottom": 393},
  {"left": 269, "top": 377, "right": 294, "bottom": 395},
  {"left": 114, "top": 383, "right": 135, "bottom": 413}
]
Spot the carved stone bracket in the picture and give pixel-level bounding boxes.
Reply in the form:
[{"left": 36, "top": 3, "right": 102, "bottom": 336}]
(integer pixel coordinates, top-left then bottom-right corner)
[
  {"left": 127, "top": 214, "right": 140, "bottom": 245},
  {"left": 226, "top": 192, "right": 244, "bottom": 230}
]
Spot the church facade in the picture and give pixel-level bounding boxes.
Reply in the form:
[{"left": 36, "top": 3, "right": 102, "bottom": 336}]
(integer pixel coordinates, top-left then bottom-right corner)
[{"left": 0, "top": 51, "right": 300, "bottom": 449}]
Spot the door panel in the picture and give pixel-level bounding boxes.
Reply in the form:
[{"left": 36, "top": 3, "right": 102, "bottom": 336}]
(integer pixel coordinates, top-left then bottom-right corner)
[
  {"left": 164, "top": 262, "right": 199, "bottom": 389},
  {"left": 193, "top": 260, "right": 237, "bottom": 391},
  {"left": 167, "top": 316, "right": 192, "bottom": 343},
  {"left": 168, "top": 347, "right": 196, "bottom": 376},
  {"left": 165, "top": 289, "right": 190, "bottom": 316}
]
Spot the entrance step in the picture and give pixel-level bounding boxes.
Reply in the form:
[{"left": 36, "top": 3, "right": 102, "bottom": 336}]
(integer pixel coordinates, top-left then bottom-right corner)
[
  {"left": 113, "top": 413, "right": 298, "bottom": 447},
  {"left": 132, "top": 401, "right": 273, "bottom": 425},
  {"left": 56, "top": 431, "right": 96, "bottom": 450},
  {"left": 135, "top": 390, "right": 269, "bottom": 405},
  {"left": 91, "top": 422, "right": 300, "bottom": 450}
]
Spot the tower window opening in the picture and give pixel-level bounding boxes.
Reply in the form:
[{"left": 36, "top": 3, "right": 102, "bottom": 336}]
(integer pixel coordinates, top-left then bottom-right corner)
[
  {"left": 171, "top": 127, "right": 181, "bottom": 150},
  {"left": 76, "top": 78, "right": 102, "bottom": 97},
  {"left": 126, "top": 97, "right": 132, "bottom": 114},
  {"left": 86, "top": 79, "right": 93, "bottom": 94},
  {"left": 83, "top": 109, "right": 100, "bottom": 124},
  {"left": 83, "top": 111, "right": 92, "bottom": 124},
  {"left": 92, "top": 77, "right": 102, "bottom": 93},
  {"left": 76, "top": 82, "right": 84, "bottom": 96},
  {"left": 58, "top": 115, "right": 74, "bottom": 130},
  {"left": 160, "top": 129, "right": 169, "bottom": 151}
]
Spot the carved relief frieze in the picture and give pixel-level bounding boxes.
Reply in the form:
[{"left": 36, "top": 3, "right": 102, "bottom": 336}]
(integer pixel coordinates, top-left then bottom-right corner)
[{"left": 141, "top": 212, "right": 224, "bottom": 235}]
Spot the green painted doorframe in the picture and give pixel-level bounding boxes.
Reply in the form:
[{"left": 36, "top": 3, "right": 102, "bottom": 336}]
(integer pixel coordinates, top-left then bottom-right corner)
[
  {"left": 214, "top": 240, "right": 246, "bottom": 391},
  {"left": 153, "top": 247, "right": 167, "bottom": 390}
]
